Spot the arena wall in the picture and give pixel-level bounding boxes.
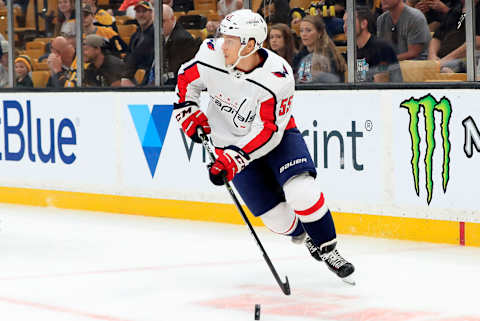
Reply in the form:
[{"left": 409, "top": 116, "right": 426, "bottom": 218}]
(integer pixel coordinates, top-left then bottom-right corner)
[{"left": 0, "top": 90, "right": 478, "bottom": 246}]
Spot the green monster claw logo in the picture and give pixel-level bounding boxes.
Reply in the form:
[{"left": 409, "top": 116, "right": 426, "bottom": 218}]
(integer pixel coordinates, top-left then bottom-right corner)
[{"left": 400, "top": 94, "right": 452, "bottom": 205}]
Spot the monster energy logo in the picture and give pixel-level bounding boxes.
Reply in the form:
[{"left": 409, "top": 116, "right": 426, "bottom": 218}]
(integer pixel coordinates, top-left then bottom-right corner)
[{"left": 400, "top": 94, "right": 452, "bottom": 205}]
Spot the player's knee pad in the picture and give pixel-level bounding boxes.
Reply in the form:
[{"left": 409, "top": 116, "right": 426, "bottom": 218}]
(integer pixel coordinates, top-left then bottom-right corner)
[
  {"left": 260, "top": 202, "right": 299, "bottom": 235},
  {"left": 283, "top": 173, "right": 329, "bottom": 223}
]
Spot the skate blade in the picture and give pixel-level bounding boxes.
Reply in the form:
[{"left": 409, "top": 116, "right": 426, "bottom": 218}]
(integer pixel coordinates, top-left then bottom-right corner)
[{"left": 341, "top": 275, "right": 356, "bottom": 286}]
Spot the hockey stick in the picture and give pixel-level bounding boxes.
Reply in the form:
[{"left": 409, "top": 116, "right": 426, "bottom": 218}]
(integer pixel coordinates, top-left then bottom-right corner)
[{"left": 197, "top": 127, "right": 291, "bottom": 296}]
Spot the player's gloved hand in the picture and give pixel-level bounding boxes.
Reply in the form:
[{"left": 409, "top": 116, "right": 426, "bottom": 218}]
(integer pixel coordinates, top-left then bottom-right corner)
[
  {"left": 209, "top": 147, "right": 250, "bottom": 185},
  {"left": 173, "top": 101, "right": 211, "bottom": 143}
]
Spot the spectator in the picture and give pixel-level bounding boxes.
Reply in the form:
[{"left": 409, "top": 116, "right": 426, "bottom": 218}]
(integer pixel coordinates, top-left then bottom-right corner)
[
  {"left": 83, "top": 0, "right": 118, "bottom": 31},
  {"left": 428, "top": 0, "right": 480, "bottom": 73},
  {"left": 146, "top": 4, "right": 201, "bottom": 85},
  {"left": 407, "top": 0, "right": 454, "bottom": 31},
  {"left": 54, "top": 0, "right": 76, "bottom": 36},
  {"left": 293, "top": 15, "right": 346, "bottom": 83},
  {"left": 257, "top": 0, "right": 291, "bottom": 25},
  {"left": 343, "top": 7, "right": 403, "bottom": 82},
  {"left": 118, "top": 0, "right": 138, "bottom": 19},
  {"left": 83, "top": 4, "right": 128, "bottom": 57},
  {"left": 15, "top": 55, "right": 34, "bottom": 88},
  {"left": 46, "top": 36, "right": 78, "bottom": 87},
  {"left": 161, "top": 4, "right": 201, "bottom": 84},
  {"left": 377, "top": 0, "right": 431, "bottom": 60},
  {"left": 0, "top": 40, "right": 9, "bottom": 87},
  {"left": 122, "top": 1, "right": 154, "bottom": 86},
  {"left": 266, "top": 23, "right": 297, "bottom": 66},
  {"left": 83, "top": 34, "right": 126, "bottom": 87},
  {"left": 206, "top": 0, "right": 243, "bottom": 35}
]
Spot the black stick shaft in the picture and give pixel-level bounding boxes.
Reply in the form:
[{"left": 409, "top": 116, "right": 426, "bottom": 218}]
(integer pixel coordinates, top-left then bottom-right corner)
[{"left": 198, "top": 128, "right": 291, "bottom": 295}]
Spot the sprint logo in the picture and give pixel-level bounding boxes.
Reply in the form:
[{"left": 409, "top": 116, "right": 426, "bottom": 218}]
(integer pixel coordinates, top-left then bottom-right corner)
[
  {"left": 128, "top": 104, "right": 173, "bottom": 178},
  {"left": 400, "top": 94, "right": 452, "bottom": 205}
]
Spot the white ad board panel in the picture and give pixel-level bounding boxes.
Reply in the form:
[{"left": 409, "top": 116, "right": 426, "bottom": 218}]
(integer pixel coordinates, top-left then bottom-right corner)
[{"left": 0, "top": 93, "right": 117, "bottom": 193}]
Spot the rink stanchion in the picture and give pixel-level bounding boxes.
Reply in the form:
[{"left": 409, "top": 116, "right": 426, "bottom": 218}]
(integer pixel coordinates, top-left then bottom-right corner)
[{"left": 197, "top": 127, "right": 291, "bottom": 296}]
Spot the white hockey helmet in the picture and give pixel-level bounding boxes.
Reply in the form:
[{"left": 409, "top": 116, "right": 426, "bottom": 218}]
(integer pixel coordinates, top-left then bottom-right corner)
[{"left": 218, "top": 9, "right": 267, "bottom": 69}]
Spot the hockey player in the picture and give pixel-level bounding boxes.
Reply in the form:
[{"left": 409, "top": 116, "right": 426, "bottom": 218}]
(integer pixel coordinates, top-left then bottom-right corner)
[{"left": 173, "top": 9, "right": 355, "bottom": 283}]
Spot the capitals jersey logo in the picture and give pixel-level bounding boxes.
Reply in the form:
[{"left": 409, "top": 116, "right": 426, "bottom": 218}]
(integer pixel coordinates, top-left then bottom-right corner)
[
  {"left": 273, "top": 65, "right": 288, "bottom": 78},
  {"left": 207, "top": 39, "right": 215, "bottom": 51}
]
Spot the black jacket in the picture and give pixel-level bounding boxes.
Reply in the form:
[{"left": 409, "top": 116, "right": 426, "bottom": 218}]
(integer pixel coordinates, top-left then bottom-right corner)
[
  {"left": 163, "top": 22, "right": 201, "bottom": 84},
  {"left": 124, "top": 23, "right": 154, "bottom": 79}
]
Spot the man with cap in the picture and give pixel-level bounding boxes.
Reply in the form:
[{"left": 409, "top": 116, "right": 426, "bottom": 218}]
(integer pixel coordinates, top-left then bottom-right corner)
[
  {"left": 84, "top": 34, "right": 127, "bottom": 87},
  {"left": 122, "top": 0, "right": 154, "bottom": 85}
]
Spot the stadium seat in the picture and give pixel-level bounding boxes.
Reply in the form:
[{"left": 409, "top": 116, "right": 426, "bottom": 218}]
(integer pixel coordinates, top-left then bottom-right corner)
[
  {"left": 117, "top": 24, "right": 137, "bottom": 45},
  {"left": 34, "top": 60, "right": 49, "bottom": 71},
  {"left": 134, "top": 69, "right": 146, "bottom": 84},
  {"left": 115, "top": 15, "right": 133, "bottom": 25},
  {"left": 193, "top": 0, "right": 217, "bottom": 11},
  {"left": 31, "top": 70, "right": 50, "bottom": 88},
  {"left": 425, "top": 73, "right": 468, "bottom": 82},
  {"left": 26, "top": 40, "right": 46, "bottom": 52},
  {"left": 399, "top": 60, "right": 441, "bottom": 82}
]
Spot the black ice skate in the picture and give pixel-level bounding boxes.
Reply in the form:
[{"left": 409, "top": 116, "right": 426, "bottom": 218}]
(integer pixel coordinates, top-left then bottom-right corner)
[{"left": 305, "top": 237, "right": 355, "bottom": 285}]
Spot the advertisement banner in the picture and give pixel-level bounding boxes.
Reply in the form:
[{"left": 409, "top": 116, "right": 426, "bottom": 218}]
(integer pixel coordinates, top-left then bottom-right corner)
[
  {"left": 393, "top": 90, "right": 480, "bottom": 222},
  {"left": 0, "top": 93, "right": 117, "bottom": 192},
  {"left": 0, "top": 90, "right": 478, "bottom": 223}
]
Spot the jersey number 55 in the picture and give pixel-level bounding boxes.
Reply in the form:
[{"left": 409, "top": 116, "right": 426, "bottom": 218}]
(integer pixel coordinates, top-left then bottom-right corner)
[{"left": 279, "top": 95, "right": 293, "bottom": 116}]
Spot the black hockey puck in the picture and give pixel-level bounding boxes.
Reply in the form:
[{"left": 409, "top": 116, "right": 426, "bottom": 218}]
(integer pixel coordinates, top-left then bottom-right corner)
[{"left": 254, "top": 304, "right": 261, "bottom": 320}]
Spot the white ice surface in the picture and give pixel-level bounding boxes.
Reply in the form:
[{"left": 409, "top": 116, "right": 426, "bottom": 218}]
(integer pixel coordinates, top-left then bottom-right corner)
[{"left": 0, "top": 204, "right": 479, "bottom": 321}]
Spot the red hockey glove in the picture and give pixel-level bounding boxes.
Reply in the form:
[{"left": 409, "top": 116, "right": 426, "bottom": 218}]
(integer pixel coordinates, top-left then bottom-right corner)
[
  {"left": 173, "top": 101, "right": 211, "bottom": 143},
  {"left": 209, "top": 147, "right": 250, "bottom": 185}
]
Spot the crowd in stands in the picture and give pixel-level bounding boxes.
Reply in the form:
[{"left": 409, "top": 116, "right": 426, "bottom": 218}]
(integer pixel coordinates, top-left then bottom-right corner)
[{"left": 0, "top": 0, "right": 478, "bottom": 88}]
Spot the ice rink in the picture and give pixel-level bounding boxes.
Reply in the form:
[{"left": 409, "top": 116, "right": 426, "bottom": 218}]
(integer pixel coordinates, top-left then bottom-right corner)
[{"left": 1, "top": 204, "right": 479, "bottom": 321}]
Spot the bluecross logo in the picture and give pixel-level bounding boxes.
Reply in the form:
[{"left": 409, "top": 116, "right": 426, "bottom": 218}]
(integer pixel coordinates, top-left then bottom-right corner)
[{"left": 128, "top": 104, "right": 173, "bottom": 178}]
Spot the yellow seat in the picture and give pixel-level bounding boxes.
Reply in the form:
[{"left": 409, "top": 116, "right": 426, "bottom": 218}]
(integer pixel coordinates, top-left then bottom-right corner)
[
  {"left": 335, "top": 46, "right": 346, "bottom": 55},
  {"left": 117, "top": 24, "right": 137, "bottom": 45},
  {"left": 115, "top": 16, "right": 133, "bottom": 25},
  {"left": 186, "top": 9, "right": 214, "bottom": 16},
  {"left": 425, "top": 73, "right": 468, "bottom": 82},
  {"left": 26, "top": 40, "right": 46, "bottom": 52},
  {"left": 31, "top": 70, "right": 50, "bottom": 88},
  {"left": 193, "top": 0, "right": 217, "bottom": 11},
  {"left": 134, "top": 69, "right": 146, "bottom": 84},
  {"left": 289, "top": 0, "right": 313, "bottom": 9},
  {"left": 399, "top": 60, "right": 441, "bottom": 82},
  {"left": 25, "top": 48, "right": 44, "bottom": 60},
  {"left": 33, "top": 60, "right": 49, "bottom": 71},
  {"left": 174, "top": 12, "right": 186, "bottom": 20}
]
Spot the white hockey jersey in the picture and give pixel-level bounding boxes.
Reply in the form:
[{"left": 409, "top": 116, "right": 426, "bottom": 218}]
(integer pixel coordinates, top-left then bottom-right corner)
[{"left": 175, "top": 38, "right": 296, "bottom": 161}]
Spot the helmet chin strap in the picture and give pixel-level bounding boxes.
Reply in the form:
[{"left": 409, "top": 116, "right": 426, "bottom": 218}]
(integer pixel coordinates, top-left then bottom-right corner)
[{"left": 226, "top": 43, "right": 258, "bottom": 72}]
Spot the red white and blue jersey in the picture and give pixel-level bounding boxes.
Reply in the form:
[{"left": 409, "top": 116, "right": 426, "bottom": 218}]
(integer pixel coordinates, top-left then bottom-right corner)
[{"left": 176, "top": 38, "right": 296, "bottom": 162}]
